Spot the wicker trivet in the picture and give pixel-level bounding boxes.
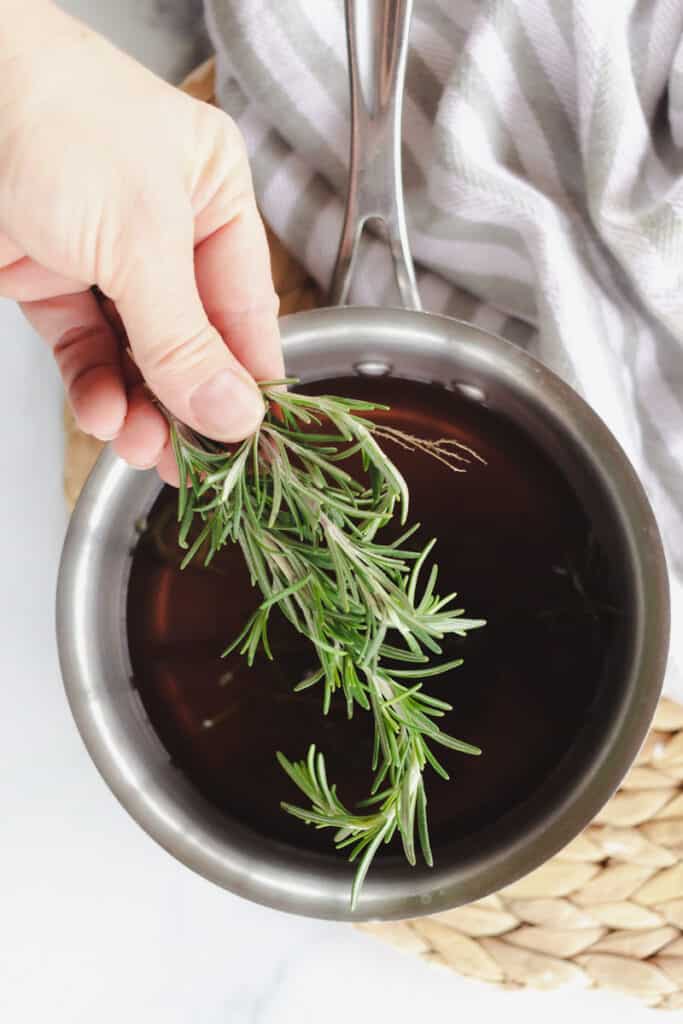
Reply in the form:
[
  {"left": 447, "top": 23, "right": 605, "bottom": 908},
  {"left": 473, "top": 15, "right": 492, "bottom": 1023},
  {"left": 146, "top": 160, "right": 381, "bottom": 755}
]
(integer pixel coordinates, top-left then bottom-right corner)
[{"left": 62, "top": 58, "right": 683, "bottom": 1010}]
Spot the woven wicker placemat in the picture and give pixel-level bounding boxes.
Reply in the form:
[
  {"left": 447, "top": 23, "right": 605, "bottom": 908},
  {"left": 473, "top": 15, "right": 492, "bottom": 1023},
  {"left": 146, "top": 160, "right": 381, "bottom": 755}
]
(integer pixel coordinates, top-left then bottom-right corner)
[{"left": 62, "top": 58, "right": 683, "bottom": 1010}]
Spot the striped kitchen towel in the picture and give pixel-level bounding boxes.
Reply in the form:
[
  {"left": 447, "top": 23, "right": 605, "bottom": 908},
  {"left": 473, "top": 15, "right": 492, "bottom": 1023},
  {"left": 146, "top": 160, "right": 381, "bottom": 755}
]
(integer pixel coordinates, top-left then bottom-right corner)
[{"left": 205, "top": 0, "right": 683, "bottom": 701}]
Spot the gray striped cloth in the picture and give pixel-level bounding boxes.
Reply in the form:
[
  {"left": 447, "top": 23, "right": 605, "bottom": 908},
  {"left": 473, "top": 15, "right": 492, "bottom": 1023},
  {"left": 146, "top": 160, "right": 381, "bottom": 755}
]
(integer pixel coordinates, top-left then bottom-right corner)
[{"left": 205, "top": 0, "right": 683, "bottom": 701}]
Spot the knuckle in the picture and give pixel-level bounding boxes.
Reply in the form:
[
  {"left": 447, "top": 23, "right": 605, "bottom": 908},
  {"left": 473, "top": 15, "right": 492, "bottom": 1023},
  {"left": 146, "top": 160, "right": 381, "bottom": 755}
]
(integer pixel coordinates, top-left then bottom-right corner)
[
  {"left": 205, "top": 294, "right": 280, "bottom": 330},
  {"left": 205, "top": 105, "right": 246, "bottom": 159},
  {"left": 191, "top": 107, "right": 252, "bottom": 214},
  {"left": 53, "top": 325, "right": 108, "bottom": 386},
  {"left": 144, "top": 323, "right": 220, "bottom": 381},
  {"left": 99, "top": 196, "right": 186, "bottom": 299}
]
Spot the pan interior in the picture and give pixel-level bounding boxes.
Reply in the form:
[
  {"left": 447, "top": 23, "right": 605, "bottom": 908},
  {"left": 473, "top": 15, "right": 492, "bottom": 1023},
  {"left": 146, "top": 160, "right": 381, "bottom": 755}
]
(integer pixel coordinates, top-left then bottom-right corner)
[{"left": 126, "top": 365, "right": 633, "bottom": 865}]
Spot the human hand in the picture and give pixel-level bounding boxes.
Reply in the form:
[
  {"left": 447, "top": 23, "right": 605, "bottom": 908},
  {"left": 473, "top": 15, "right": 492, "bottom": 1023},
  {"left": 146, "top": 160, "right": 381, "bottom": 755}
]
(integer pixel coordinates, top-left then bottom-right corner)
[{"left": 0, "top": 1, "right": 282, "bottom": 483}]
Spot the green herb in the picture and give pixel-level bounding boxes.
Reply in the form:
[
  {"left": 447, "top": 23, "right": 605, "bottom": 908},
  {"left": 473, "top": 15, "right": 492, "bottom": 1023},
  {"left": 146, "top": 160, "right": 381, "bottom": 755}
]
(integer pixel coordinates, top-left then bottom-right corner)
[{"left": 169, "top": 379, "right": 485, "bottom": 908}]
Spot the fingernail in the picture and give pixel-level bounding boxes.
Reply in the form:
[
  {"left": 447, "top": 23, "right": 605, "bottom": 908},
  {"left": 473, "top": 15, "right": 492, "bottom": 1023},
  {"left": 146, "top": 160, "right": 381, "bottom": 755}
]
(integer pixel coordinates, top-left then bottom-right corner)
[
  {"left": 189, "top": 369, "right": 263, "bottom": 440},
  {"left": 129, "top": 449, "right": 166, "bottom": 471}
]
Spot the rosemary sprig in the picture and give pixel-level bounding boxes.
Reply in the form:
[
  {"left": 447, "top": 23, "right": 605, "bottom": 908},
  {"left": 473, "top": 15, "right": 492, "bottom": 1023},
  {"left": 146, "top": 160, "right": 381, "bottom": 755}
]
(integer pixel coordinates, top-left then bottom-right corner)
[{"left": 170, "top": 379, "right": 485, "bottom": 908}]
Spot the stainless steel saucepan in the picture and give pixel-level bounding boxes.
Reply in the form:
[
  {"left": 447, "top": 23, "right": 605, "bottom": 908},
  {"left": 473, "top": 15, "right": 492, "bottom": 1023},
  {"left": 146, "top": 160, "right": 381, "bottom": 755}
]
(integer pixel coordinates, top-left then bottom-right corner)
[{"left": 57, "top": 0, "right": 669, "bottom": 921}]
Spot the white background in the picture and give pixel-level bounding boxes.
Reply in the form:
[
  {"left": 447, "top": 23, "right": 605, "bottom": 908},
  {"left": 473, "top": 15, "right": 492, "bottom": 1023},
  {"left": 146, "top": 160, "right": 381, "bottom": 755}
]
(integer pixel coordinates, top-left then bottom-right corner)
[{"left": 0, "top": 3, "right": 667, "bottom": 1020}]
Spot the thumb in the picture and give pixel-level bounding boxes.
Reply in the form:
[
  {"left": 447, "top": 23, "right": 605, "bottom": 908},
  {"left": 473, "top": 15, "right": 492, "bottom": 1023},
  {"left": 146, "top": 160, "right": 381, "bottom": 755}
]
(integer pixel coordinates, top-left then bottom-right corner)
[{"left": 114, "top": 209, "right": 264, "bottom": 441}]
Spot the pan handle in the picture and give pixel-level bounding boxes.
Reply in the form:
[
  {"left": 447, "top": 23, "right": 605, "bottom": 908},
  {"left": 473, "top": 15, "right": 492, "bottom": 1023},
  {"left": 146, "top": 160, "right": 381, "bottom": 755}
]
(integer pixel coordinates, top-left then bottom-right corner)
[{"left": 329, "top": 0, "right": 422, "bottom": 310}]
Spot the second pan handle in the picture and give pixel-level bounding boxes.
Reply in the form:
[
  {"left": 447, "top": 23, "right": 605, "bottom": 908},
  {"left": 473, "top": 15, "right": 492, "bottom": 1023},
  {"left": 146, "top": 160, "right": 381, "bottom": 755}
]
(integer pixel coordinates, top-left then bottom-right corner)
[{"left": 329, "top": 0, "right": 422, "bottom": 311}]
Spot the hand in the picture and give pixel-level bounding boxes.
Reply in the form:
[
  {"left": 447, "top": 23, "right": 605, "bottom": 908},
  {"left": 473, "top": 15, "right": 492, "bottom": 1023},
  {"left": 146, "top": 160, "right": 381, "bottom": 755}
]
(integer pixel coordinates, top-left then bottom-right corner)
[{"left": 0, "top": 1, "right": 282, "bottom": 483}]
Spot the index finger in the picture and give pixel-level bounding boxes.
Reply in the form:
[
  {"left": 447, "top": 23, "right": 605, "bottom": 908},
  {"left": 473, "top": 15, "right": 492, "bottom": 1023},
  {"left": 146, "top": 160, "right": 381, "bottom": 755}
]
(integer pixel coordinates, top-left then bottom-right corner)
[{"left": 194, "top": 196, "right": 284, "bottom": 385}]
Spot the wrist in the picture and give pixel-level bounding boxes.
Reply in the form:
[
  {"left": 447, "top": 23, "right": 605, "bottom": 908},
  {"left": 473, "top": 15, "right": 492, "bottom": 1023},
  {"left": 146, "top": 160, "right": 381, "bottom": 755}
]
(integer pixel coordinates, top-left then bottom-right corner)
[
  {"left": 0, "top": 2, "right": 76, "bottom": 57},
  {"left": 0, "top": 0, "right": 56, "bottom": 35},
  {"left": 0, "top": 2, "right": 91, "bottom": 100}
]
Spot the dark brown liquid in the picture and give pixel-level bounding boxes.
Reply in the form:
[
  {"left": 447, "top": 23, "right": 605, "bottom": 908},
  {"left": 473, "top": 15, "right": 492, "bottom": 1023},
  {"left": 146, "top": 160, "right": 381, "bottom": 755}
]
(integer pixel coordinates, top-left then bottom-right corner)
[{"left": 127, "top": 376, "right": 622, "bottom": 855}]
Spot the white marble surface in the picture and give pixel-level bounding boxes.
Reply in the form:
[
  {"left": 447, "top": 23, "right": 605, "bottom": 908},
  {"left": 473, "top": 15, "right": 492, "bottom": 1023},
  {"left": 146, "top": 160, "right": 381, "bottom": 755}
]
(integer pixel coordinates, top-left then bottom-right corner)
[{"left": 0, "top": 4, "right": 665, "bottom": 1021}]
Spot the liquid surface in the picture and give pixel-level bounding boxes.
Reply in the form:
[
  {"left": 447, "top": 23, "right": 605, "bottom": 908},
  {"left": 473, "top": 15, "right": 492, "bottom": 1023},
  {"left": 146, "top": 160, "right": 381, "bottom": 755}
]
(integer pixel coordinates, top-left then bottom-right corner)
[{"left": 127, "top": 377, "right": 621, "bottom": 854}]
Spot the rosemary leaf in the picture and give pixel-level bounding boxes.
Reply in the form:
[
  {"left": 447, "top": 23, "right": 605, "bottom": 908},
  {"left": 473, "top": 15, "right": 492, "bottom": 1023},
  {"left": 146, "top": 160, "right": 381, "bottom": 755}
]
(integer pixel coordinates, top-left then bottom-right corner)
[{"left": 167, "top": 380, "right": 485, "bottom": 907}]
